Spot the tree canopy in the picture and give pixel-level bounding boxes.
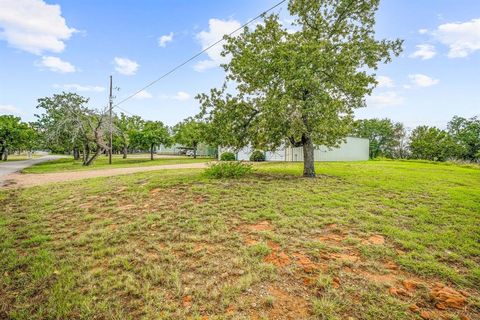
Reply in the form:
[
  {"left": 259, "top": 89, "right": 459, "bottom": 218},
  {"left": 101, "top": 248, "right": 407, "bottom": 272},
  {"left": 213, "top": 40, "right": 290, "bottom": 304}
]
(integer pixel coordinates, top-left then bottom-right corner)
[
  {"left": 173, "top": 118, "right": 207, "bottom": 158},
  {"left": 131, "top": 120, "right": 171, "bottom": 160},
  {"left": 36, "top": 92, "right": 110, "bottom": 165},
  {"left": 448, "top": 116, "right": 480, "bottom": 161},
  {"left": 0, "top": 115, "right": 35, "bottom": 161},
  {"left": 114, "top": 113, "right": 145, "bottom": 158},
  {"left": 353, "top": 118, "right": 406, "bottom": 159},
  {"left": 409, "top": 126, "right": 460, "bottom": 161},
  {"left": 197, "top": 0, "right": 403, "bottom": 176}
]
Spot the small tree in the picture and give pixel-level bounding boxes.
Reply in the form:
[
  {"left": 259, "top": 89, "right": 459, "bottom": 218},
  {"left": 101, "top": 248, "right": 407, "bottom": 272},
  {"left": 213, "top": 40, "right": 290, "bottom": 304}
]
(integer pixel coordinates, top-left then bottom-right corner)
[
  {"left": 173, "top": 118, "right": 207, "bottom": 158},
  {"left": 114, "top": 113, "right": 144, "bottom": 159},
  {"left": 197, "top": 0, "right": 403, "bottom": 177},
  {"left": 132, "top": 121, "right": 171, "bottom": 160},
  {"left": 409, "top": 126, "right": 461, "bottom": 161}
]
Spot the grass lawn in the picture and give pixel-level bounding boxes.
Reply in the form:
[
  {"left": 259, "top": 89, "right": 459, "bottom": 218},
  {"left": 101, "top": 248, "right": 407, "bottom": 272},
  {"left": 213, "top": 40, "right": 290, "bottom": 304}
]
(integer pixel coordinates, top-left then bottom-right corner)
[
  {"left": 1, "top": 160, "right": 479, "bottom": 319},
  {"left": 21, "top": 154, "right": 212, "bottom": 174}
]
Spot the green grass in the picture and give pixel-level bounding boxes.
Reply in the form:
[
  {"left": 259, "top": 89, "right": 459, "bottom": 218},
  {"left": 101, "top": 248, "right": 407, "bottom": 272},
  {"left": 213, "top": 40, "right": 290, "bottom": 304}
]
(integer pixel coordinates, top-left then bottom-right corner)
[
  {"left": 1, "top": 160, "right": 479, "bottom": 319},
  {"left": 22, "top": 154, "right": 212, "bottom": 173}
]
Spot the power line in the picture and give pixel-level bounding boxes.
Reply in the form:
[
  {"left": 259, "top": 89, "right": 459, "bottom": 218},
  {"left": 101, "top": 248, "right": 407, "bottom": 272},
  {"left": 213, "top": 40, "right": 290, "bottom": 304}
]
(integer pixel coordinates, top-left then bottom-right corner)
[{"left": 112, "top": 0, "right": 288, "bottom": 111}]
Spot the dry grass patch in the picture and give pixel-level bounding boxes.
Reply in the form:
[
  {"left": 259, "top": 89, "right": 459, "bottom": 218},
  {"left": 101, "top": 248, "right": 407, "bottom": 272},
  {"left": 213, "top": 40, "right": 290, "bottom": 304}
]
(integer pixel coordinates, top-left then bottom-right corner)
[{"left": 1, "top": 161, "right": 479, "bottom": 319}]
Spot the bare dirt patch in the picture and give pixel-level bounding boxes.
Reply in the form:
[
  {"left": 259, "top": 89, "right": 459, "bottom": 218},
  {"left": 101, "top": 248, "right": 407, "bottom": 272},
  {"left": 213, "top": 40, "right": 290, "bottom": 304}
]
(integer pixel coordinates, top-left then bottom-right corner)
[
  {"left": 318, "top": 233, "right": 345, "bottom": 243},
  {"left": 362, "top": 234, "right": 386, "bottom": 245},
  {"left": 293, "top": 252, "right": 320, "bottom": 273},
  {"left": 246, "top": 221, "right": 273, "bottom": 232},
  {"left": 264, "top": 287, "right": 310, "bottom": 319},
  {"left": 430, "top": 283, "right": 468, "bottom": 310}
]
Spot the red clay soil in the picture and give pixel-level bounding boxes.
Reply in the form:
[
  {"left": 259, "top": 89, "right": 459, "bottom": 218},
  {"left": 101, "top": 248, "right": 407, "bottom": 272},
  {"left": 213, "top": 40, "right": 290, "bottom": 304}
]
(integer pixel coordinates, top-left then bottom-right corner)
[{"left": 238, "top": 221, "right": 478, "bottom": 319}]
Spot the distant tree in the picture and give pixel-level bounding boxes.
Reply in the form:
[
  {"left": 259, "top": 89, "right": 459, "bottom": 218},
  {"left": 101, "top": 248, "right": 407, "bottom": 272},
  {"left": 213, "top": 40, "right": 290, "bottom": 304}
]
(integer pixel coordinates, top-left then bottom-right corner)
[
  {"left": 114, "top": 113, "right": 144, "bottom": 159},
  {"left": 409, "top": 126, "right": 460, "bottom": 161},
  {"left": 197, "top": 0, "right": 403, "bottom": 177},
  {"left": 391, "top": 123, "right": 409, "bottom": 159},
  {"left": 20, "top": 123, "right": 38, "bottom": 155},
  {"left": 447, "top": 116, "right": 480, "bottom": 161},
  {"left": 0, "top": 115, "right": 32, "bottom": 161},
  {"left": 36, "top": 92, "right": 110, "bottom": 166},
  {"left": 132, "top": 121, "right": 170, "bottom": 160},
  {"left": 353, "top": 118, "right": 405, "bottom": 159},
  {"left": 173, "top": 118, "right": 207, "bottom": 158}
]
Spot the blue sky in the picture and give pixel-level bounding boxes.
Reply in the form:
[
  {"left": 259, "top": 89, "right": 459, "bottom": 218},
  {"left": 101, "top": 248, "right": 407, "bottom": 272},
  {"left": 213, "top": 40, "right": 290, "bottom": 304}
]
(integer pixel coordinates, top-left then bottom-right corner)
[{"left": 0, "top": 0, "right": 479, "bottom": 129}]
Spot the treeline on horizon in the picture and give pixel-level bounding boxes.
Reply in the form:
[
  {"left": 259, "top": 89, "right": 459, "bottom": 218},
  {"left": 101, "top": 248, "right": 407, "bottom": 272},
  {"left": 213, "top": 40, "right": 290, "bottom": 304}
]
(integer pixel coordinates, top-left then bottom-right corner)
[{"left": 0, "top": 92, "right": 479, "bottom": 164}]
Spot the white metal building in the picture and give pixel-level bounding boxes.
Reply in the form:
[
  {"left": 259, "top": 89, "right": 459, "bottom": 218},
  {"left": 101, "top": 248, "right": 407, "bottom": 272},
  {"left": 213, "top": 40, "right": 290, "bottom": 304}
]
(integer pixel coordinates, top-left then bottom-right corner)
[{"left": 219, "top": 137, "right": 369, "bottom": 162}]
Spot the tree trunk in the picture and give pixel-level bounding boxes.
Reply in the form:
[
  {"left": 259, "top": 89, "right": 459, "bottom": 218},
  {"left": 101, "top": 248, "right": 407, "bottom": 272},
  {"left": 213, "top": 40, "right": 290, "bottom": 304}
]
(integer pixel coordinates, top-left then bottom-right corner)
[
  {"left": 3, "top": 148, "right": 8, "bottom": 161},
  {"left": 84, "top": 149, "right": 101, "bottom": 166},
  {"left": 0, "top": 144, "right": 5, "bottom": 161},
  {"left": 73, "top": 147, "right": 80, "bottom": 160},
  {"left": 83, "top": 144, "right": 90, "bottom": 165},
  {"left": 193, "top": 142, "right": 197, "bottom": 159},
  {"left": 150, "top": 144, "right": 154, "bottom": 160},
  {"left": 123, "top": 145, "right": 128, "bottom": 159},
  {"left": 302, "top": 136, "right": 315, "bottom": 177}
]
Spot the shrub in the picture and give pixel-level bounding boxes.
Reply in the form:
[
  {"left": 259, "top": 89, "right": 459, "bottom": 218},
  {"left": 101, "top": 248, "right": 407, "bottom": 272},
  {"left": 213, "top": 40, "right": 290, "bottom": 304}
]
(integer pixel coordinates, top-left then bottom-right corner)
[
  {"left": 249, "top": 150, "right": 265, "bottom": 162},
  {"left": 204, "top": 161, "right": 253, "bottom": 179},
  {"left": 220, "top": 152, "right": 236, "bottom": 161}
]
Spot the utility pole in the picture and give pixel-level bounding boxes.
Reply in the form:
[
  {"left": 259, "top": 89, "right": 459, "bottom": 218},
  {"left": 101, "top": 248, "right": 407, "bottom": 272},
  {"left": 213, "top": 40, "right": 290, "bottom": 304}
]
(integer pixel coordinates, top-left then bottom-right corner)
[{"left": 109, "top": 75, "right": 113, "bottom": 165}]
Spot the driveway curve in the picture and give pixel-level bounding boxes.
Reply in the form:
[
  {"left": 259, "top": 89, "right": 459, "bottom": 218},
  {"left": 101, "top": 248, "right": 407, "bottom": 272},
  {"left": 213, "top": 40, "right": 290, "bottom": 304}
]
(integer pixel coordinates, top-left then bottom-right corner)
[
  {"left": 2, "top": 162, "right": 209, "bottom": 188},
  {"left": 0, "top": 156, "right": 63, "bottom": 187}
]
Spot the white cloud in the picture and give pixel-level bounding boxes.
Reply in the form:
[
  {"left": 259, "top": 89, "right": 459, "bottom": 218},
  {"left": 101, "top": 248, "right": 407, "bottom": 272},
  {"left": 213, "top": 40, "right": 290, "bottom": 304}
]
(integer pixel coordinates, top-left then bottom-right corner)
[
  {"left": 410, "top": 44, "right": 437, "bottom": 60},
  {"left": 376, "top": 76, "right": 395, "bottom": 88},
  {"left": 194, "top": 18, "right": 241, "bottom": 72},
  {"left": 53, "top": 84, "right": 104, "bottom": 92},
  {"left": 418, "top": 28, "right": 429, "bottom": 35},
  {"left": 134, "top": 90, "right": 153, "bottom": 99},
  {"left": 0, "top": 0, "right": 76, "bottom": 55},
  {"left": 435, "top": 18, "right": 480, "bottom": 58},
  {"left": 114, "top": 57, "right": 139, "bottom": 75},
  {"left": 160, "top": 91, "right": 191, "bottom": 101},
  {"left": 0, "top": 104, "right": 22, "bottom": 114},
  {"left": 409, "top": 74, "right": 439, "bottom": 87},
  {"left": 368, "top": 91, "right": 404, "bottom": 107},
  {"left": 173, "top": 91, "right": 190, "bottom": 101},
  {"left": 158, "top": 32, "right": 173, "bottom": 47},
  {"left": 37, "top": 56, "right": 76, "bottom": 73}
]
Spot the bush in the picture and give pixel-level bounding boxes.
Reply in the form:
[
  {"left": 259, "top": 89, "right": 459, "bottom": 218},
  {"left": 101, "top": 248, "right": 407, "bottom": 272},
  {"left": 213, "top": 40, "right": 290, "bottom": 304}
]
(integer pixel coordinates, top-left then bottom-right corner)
[
  {"left": 204, "top": 162, "right": 253, "bottom": 179},
  {"left": 249, "top": 150, "right": 265, "bottom": 162},
  {"left": 220, "top": 152, "right": 236, "bottom": 161}
]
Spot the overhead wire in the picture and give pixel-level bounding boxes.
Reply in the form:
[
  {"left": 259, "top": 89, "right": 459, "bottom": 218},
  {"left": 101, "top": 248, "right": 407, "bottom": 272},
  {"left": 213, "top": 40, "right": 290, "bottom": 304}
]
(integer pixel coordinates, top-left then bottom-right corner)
[{"left": 112, "top": 0, "right": 288, "bottom": 114}]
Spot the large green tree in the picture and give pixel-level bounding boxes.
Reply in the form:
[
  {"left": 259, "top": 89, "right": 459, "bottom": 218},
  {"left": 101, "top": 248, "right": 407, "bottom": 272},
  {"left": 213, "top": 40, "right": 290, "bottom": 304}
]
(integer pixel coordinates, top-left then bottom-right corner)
[
  {"left": 173, "top": 118, "right": 207, "bottom": 158},
  {"left": 353, "top": 118, "right": 406, "bottom": 159},
  {"left": 447, "top": 116, "right": 480, "bottom": 161},
  {"left": 409, "top": 126, "right": 460, "bottom": 161},
  {"left": 131, "top": 121, "right": 171, "bottom": 160},
  {"left": 0, "top": 115, "right": 33, "bottom": 161},
  {"left": 197, "top": 0, "right": 402, "bottom": 176}
]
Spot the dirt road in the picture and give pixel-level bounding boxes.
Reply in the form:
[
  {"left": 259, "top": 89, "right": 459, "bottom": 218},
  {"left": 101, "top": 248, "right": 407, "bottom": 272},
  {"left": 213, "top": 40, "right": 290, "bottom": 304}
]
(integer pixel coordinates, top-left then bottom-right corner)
[
  {"left": 0, "top": 156, "right": 63, "bottom": 187},
  {"left": 2, "top": 162, "right": 209, "bottom": 188}
]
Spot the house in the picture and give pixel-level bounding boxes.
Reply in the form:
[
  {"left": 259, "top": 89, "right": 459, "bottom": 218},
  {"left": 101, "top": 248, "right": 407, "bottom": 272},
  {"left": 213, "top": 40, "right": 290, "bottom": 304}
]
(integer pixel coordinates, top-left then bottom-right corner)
[{"left": 218, "top": 137, "right": 369, "bottom": 162}]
